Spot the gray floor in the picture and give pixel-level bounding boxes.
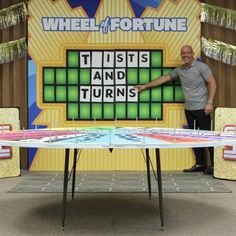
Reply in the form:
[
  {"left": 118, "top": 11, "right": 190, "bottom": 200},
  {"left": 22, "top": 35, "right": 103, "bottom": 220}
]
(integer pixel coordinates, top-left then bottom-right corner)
[
  {"left": 8, "top": 171, "right": 231, "bottom": 193},
  {"left": 0, "top": 171, "right": 236, "bottom": 236}
]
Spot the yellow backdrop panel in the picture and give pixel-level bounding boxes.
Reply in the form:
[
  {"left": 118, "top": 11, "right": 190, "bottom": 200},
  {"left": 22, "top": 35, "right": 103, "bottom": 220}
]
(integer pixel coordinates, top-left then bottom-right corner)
[{"left": 28, "top": 0, "right": 200, "bottom": 171}]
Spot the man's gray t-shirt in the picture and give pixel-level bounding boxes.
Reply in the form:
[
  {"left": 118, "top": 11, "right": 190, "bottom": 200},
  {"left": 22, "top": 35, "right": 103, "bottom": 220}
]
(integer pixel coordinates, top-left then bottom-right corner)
[{"left": 169, "top": 60, "right": 213, "bottom": 110}]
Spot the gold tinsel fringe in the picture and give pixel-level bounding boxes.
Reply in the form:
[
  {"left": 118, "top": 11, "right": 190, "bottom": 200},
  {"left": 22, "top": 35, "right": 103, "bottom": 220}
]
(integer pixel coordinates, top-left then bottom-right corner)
[
  {"left": 201, "top": 3, "right": 236, "bottom": 31},
  {"left": 201, "top": 36, "right": 236, "bottom": 66},
  {"left": 0, "top": 38, "right": 27, "bottom": 64},
  {"left": 0, "top": 2, "right": 27, "bottom": 30}
]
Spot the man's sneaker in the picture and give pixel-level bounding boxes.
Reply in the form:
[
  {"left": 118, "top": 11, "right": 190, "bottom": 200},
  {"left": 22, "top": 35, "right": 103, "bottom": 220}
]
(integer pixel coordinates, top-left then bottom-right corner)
[{"left": 183, "top": 164, "right": 204, "bottom": 172}]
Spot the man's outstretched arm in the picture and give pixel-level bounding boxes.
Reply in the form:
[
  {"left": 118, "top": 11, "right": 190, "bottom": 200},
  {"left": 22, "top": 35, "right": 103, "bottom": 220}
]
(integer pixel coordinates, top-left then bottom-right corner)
[{"left": 134, "top": 74, "right": 172, "bottom": 92}]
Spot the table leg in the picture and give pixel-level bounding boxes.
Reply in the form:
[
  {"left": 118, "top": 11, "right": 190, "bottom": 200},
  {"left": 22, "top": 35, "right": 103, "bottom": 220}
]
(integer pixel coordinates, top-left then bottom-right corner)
[
  {"left": 155, "top": 148, "right": 164, "bottom": 230},
  {"left": 145, "top": 149, "right": 152, "bottom": 199},
  {"left": 72, "top": 148, "right": 78, "bottom": 200},
  {"left": 62, "top": 148, "right": 70, "bottom": 230}
]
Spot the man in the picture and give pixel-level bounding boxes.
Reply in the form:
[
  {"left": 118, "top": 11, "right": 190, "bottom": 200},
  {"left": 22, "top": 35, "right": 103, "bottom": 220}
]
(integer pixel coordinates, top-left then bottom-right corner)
[{"left": 135, "top": 45, "right": 217, "bottom": 174}]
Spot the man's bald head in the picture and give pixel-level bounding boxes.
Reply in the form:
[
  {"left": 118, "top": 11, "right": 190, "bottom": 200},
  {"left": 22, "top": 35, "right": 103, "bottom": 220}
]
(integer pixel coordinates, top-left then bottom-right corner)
[
  {"left": 180, "top": 45, "right": 194, "bottom": 66},
  {"left": 181, "top": 45, "right": 193, "bottom": 53}
]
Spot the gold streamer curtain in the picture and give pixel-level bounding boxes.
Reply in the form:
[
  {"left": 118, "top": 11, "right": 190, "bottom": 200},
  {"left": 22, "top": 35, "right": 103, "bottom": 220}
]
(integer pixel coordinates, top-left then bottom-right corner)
[
  {"left": 0, "top": 38, "right": 27, "bottom": 64},
  {"left": 0, "top": 2, "right": 27, "bottom": 29},
  {"left": 201, "top": 3, "right": 236, "bottom": 31},
  {"left": 0, "top": 2, "right": 27, "bottom": 64},
  {"left": 201, "top": 36, "right": 236, "bottom": 66},
  {"left": 201, "top": 3, "right": 236, "bottom": 66}
]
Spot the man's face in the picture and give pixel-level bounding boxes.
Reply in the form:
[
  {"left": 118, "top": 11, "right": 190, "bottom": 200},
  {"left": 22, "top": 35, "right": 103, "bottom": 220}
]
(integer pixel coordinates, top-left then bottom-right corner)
[{"left": 181, "top": 47, "right": 194, "bottom": 65}]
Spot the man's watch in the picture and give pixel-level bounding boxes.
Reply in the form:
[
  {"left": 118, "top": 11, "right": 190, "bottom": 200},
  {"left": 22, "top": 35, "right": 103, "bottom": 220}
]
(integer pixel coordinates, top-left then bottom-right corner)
[{"left": 207, "top": 100, "right": 213, "bottom": 104}]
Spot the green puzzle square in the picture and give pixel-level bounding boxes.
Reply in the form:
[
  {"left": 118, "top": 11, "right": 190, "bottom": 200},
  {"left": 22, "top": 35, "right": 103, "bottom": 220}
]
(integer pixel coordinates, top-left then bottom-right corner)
[
  {"left": 151, "top": 51, "right": 162, "bottom": 67},
  {"left": 127, "top": 103, "right": 137, "bottom": 119},
  {"left": 56, "top": 69, "right": 66, "bottom": 84},
  {"left": 80, "top": 69, "right": 90, "bottom": 85},
  {"left": 163, "top": 68, "right": 173, "bottom": 76},
  {"left": 163, "top": 86, "right": 174, "bottom": 102},
  {"left": 68, "top": 103, "right": 78, "bottom": 119},
  {"left": 44, "top": 86, "right": 55, "bottom": 102},
  {"left": 139, "top": 103, "right": 149, "bottom": 119},
  {"left": 44, "top": 68, "right": 54, "bottom": 84},
  {"left": 56, "top": 86, "right": 66, "bottom": 102},
  {"left": 68, "top": 86, "right": 78, "bottom": 102},
  {"left": 139, "top": 69, "right": 149, "bottom": 84},
  {"left": 127, "top": 69, "right": 138, "bottom": 84},
  {"left": 116, "top": 103, "right": 126, "bottom": 119},
  {"left": 139, "top": 90, "right": 150, "bottom": 102},
  {"left": 151, "top": 69, "right": 161, "bottom": 81},
  {"left": 163, "top": 68, "right": 174, "bottom": 85},
  {"left": 68, "top": 69, "right": 78, "bottom": 84},
  {"left": 92, "top": 104, "right": 102, "bottom": 119},
  {"left": 151, "top": 103, "right": 162, "bottom": 119},
  {"left": 175, "top": 86, "right": 184, "bottom": 101},
  {"left": 68, "top": 51, "right": 79, "bottom": 67},
  {"left": 151, "top": 87, "right": 162, "bottom": 102},
  {"left": 103, "top": 104, "right": 114, "bottom": 119},
  {"left": 80, "top": 103, "right": 90, "bottom": 119}
]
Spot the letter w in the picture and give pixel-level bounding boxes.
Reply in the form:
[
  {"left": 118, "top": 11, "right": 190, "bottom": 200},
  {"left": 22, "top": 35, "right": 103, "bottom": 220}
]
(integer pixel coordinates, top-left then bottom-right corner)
[{"left": 42, "top": 18, "right": 59, "bottom": 31}]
